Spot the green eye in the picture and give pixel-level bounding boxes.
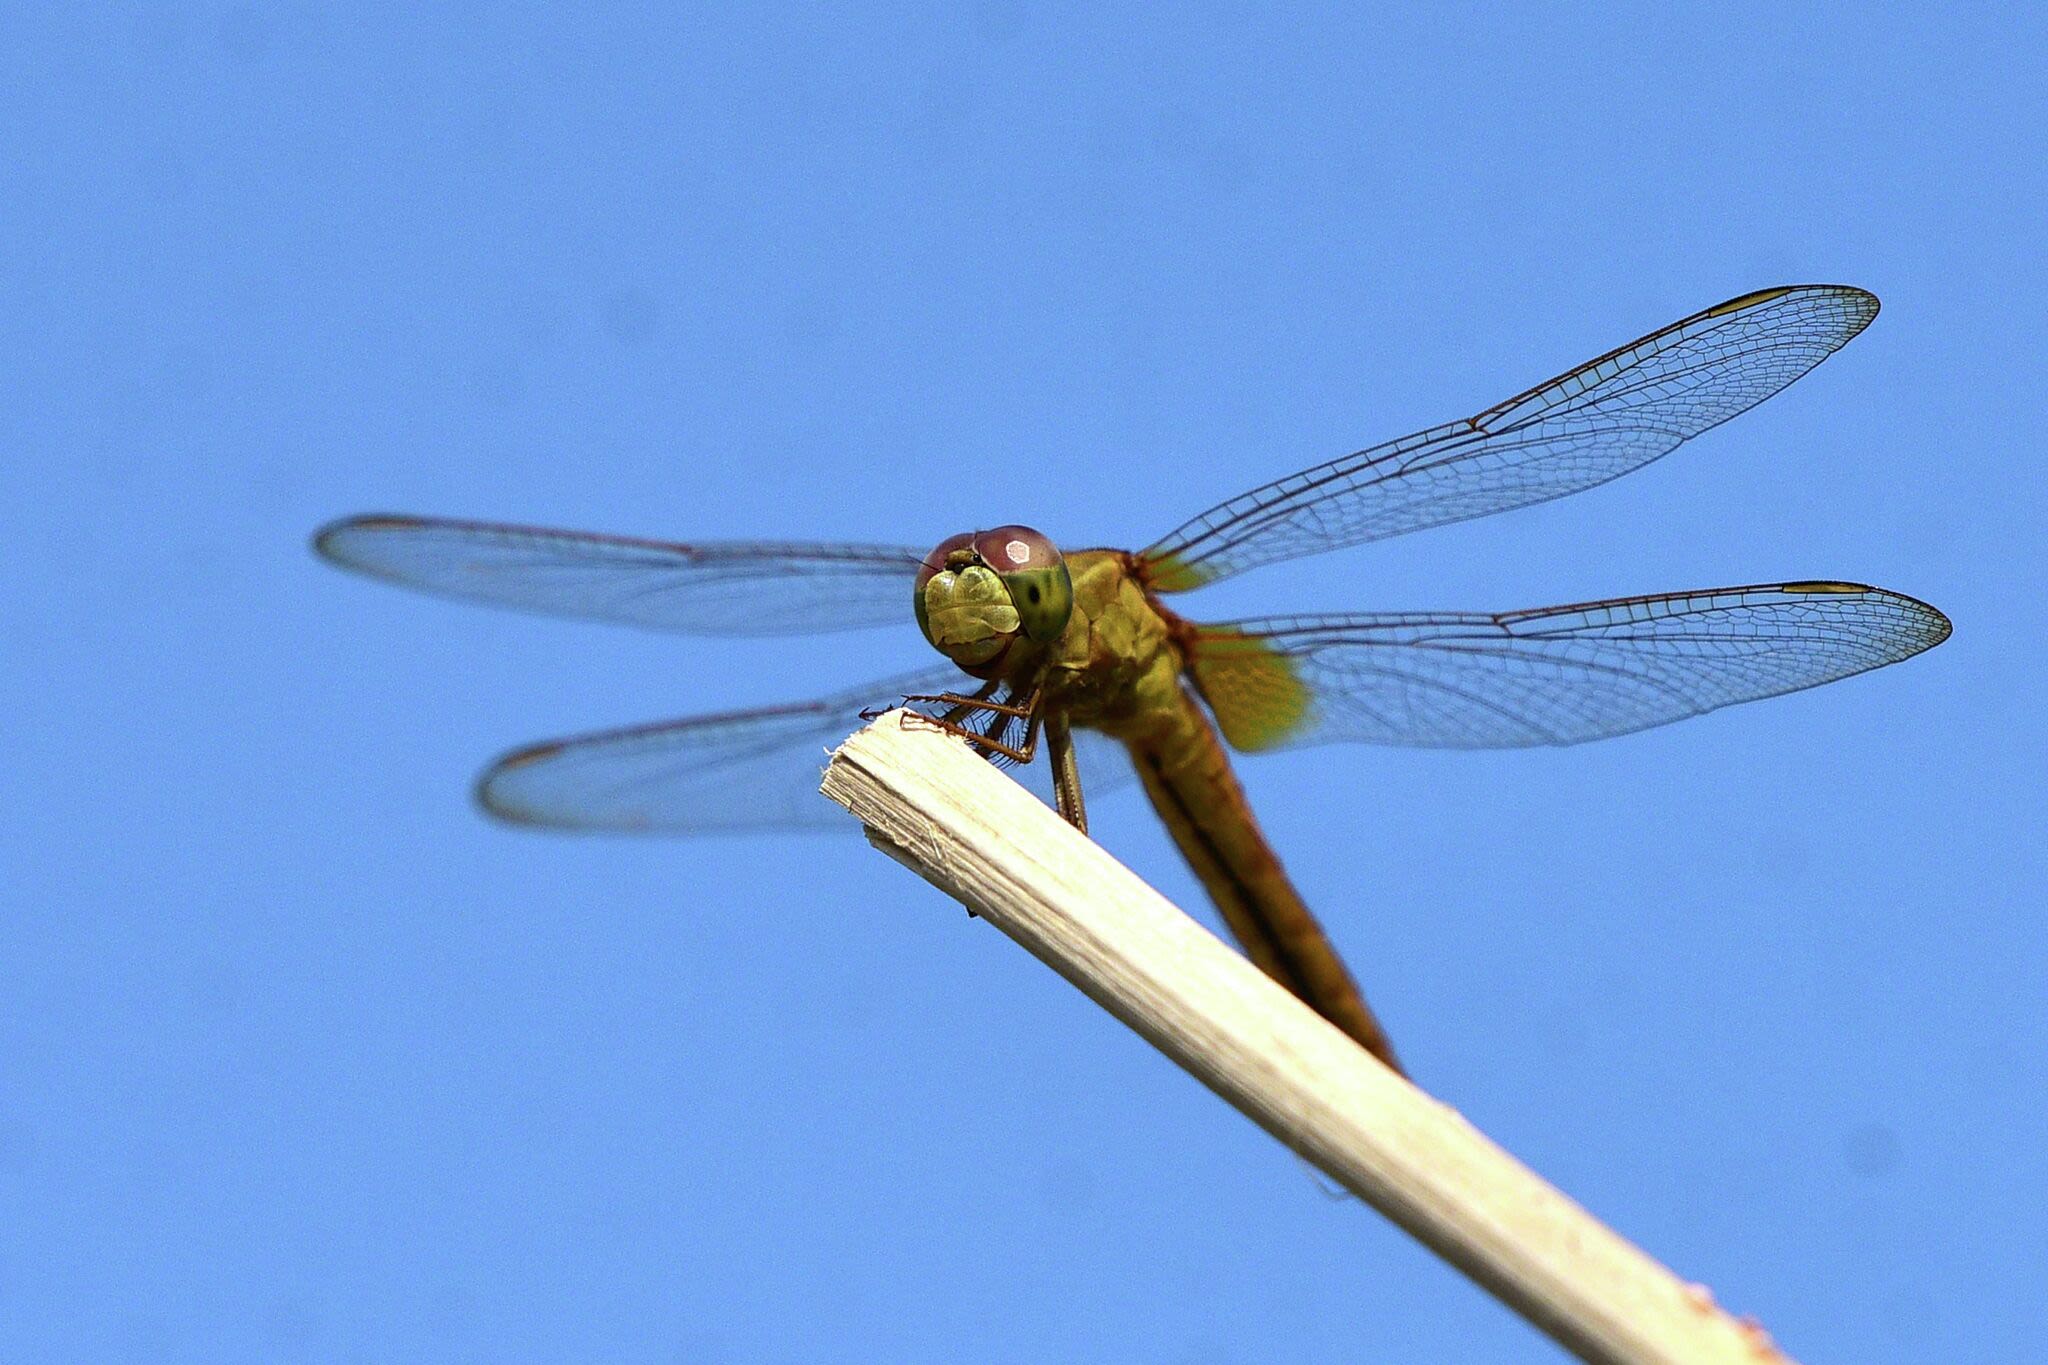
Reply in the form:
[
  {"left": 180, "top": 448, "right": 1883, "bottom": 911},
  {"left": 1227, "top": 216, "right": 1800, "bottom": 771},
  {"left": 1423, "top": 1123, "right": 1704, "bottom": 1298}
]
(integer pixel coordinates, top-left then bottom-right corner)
[
  {"left": 921, "top": 523, "right": 1073, "bottom": 648},
  {"left": 1005, "top": 563, "right": 1072, "bottom": 642}
]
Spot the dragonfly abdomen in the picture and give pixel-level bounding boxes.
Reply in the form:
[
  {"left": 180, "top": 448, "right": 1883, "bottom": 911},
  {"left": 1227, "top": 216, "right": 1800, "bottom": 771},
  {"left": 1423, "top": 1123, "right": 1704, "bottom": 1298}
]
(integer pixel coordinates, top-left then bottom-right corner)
[{"left": 1121, "top": 681, "right": 1403, "bottom": 1074}]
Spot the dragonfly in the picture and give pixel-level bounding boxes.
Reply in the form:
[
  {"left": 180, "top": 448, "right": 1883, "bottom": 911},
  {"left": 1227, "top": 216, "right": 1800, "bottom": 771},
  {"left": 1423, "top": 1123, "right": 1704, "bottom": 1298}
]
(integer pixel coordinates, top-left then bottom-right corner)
[{"left": 316, "top": 285, "right": 1949, "bottom": 1074}]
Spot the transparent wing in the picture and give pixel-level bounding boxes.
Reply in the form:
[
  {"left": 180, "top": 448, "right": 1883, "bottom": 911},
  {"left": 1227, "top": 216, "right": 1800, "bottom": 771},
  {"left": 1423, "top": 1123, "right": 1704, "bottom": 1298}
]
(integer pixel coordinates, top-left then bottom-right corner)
[
  {"left": 315, "top": 514, "right": 923, "bottom": 635},
  {"left": 1189, "top": 583, "right": 1949, "bottom": 751},
  {"left": 1142, "top": 287, "right": 1879, "bottom": 590},
  {"left": 479, "top": 666, "right": 969, "bottom": 832},
  {"left": 478, "top": 667, "right": 1133, "bottom": 834}
]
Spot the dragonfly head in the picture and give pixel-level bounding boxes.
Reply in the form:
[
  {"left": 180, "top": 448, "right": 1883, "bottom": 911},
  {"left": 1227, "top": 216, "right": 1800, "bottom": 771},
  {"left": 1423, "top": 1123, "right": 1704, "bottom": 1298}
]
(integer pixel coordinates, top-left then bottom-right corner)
[{"left": 914, "top": 525, "right": 1073, "bottom": 672}]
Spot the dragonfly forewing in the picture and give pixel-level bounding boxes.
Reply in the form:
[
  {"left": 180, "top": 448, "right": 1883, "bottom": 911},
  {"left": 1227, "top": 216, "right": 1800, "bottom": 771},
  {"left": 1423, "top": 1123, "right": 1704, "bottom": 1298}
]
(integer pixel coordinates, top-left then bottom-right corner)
[
  {"left": 315, "top": 514, "right": 925, "bottom": 635},
  {"left": 1142, "top": 286, "right": 1880, "bottom": 590}
]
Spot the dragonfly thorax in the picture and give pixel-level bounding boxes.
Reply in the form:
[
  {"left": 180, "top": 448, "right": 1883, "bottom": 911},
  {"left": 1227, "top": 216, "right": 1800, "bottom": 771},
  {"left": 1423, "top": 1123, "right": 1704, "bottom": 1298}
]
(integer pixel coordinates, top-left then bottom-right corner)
[{"left": 914, "top": 525, "right": 1074, "bottom": 671}]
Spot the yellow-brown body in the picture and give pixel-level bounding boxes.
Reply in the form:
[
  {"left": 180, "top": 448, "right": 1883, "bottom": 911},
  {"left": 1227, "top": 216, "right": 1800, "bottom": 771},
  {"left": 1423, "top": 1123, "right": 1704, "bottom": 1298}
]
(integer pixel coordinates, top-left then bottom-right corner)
[{"left": 1005, "top": 549, "right": 1398, "bottom": 1070}]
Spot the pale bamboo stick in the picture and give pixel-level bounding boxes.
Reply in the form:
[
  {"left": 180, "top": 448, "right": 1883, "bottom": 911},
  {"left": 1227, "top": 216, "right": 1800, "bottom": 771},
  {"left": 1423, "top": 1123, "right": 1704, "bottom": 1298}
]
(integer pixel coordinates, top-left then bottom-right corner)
[{"left": 820, "top": 710, "right": 1788, "bottom": 1365}]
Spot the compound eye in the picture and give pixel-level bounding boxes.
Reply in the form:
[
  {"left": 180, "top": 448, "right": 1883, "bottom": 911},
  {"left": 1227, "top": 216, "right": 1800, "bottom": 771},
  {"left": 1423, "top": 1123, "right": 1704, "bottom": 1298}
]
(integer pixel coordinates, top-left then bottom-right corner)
[
  {"left": 976, "top": 525, "right": 1071, "bottom": 643},
  {"left": 974, "top": 525, "right": 1059, "bottom": 573}
]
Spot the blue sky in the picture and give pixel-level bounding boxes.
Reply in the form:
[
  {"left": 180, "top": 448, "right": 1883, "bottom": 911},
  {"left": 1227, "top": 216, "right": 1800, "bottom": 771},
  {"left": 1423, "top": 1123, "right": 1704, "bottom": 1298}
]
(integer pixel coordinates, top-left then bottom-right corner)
[{"left": 5, "top": 5, "right": 2043, "bottom": 1361}]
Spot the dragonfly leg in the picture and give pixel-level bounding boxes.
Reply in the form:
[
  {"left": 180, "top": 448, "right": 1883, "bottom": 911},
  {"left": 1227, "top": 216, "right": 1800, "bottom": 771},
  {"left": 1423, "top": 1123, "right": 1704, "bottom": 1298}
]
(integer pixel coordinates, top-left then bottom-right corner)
[
  {"left": 889, "top": 687, "right": 1043, "bottom": 764},
  {"left": 1006, "top": 705, "right": 1044, "bottom": 765},
  {"left": 1044, "top": 709, "right": 1087, "bottom": 835},
  {"left": 861, "top": 678, "right": 1004, "bottom": 725},
  {"left": 862, "top": 678, "right": 993, "bottom": 724},
  {"left": 904, "top": 715, "right": 1037, "bottom": 763},
  {"left": 900, "top": 690, "right": 1041, "bottom": 722}
]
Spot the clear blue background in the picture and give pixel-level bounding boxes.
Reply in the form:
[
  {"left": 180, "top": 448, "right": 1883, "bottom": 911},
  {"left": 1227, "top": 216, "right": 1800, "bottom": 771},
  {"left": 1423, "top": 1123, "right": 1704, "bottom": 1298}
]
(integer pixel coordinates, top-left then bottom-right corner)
[{"left": 6, "top": 6, "right": 2041, "bottom": 1361}]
